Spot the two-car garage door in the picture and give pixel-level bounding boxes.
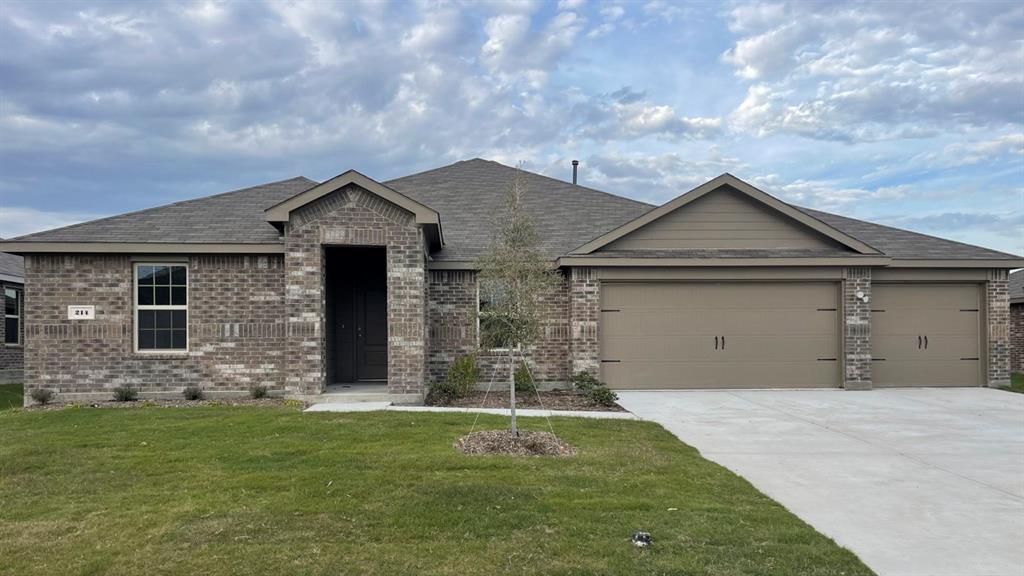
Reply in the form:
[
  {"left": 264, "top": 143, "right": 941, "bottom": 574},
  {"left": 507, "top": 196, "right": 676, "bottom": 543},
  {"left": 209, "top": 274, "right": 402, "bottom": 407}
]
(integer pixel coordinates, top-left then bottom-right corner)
[
  {"left": 600, "top": 282, "right": 840, "bottom": 389},
  {"left": 600, "top": 281, "right": 983, "bottom": 389}
]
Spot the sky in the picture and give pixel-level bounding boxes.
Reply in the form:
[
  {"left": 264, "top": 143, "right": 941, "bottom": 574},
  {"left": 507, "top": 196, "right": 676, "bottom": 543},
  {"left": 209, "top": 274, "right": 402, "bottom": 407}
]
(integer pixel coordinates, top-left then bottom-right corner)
[{"left": 0, "top": 0, "right": 1022, "bottom": 254}]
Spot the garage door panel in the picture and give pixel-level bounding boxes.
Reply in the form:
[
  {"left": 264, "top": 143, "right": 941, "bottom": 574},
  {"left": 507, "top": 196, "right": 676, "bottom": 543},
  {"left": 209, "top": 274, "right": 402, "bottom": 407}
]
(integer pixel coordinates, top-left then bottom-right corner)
[
  {"left": 602, "top": 309, "right": 835, "bottom": 335},
  {"left": 873, "top": 360, "right": 980, "bottom": 388},
  {"left": 604, "top": 360, "right": 838, "bottom": 390},
  {"left": 600, "top": 282, "right": 839, "bottom": 389},
  {"left": 871, "top": 284, "right": 981, "bottom": 387},
  {"left": 602, "top": 283, "right": 836, "bottom": 310}
]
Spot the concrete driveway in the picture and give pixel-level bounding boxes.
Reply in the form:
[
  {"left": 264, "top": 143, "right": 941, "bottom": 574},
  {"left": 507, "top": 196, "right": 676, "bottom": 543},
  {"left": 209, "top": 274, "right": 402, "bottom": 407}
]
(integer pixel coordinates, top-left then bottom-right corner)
[{"left": 617, "top": 388, "right": 1024, "bottom": 576}]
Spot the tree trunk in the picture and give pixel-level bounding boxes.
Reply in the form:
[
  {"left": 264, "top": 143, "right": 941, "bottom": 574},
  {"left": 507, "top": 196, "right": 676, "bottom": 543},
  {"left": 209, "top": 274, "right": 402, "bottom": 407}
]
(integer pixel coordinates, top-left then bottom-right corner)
[{"left": 509, "top": 347, "right": 518, "bottom": 436}]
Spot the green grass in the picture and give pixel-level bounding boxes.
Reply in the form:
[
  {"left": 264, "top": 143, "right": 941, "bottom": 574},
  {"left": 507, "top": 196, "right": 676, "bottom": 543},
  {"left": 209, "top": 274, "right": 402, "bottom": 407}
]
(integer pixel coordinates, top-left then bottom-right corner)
[
  {"left": 1002, "top": 372, "right": 1024, "bottom": 394},
  {"left": 0, "top": 383, "right": 22, "bottom": 410},
  {"left": 0, "top": 407, "right": 873, "bottom": 576}
]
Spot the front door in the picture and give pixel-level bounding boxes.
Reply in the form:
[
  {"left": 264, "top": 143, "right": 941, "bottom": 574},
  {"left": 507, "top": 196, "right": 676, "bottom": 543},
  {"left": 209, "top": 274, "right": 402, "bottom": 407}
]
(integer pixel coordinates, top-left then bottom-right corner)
[
  {"left": 355, "top": 275, "right": 387, "bottom": 380},
  {"left": 327, "top": 247, "right": 387, "bottom": 384}
]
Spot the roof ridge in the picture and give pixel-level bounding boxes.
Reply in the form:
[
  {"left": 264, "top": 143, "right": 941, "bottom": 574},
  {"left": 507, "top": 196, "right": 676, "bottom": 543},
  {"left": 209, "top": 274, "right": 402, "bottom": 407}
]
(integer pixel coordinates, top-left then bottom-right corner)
[
  {"left": 797, "top": 205, "right": 1022, "bottom": 259},
  {"left": 9, "top": 176, "right": 316, "bottom": 242},
  {"left": 481, "top": 158, "right": 657, "bottom": 209}
]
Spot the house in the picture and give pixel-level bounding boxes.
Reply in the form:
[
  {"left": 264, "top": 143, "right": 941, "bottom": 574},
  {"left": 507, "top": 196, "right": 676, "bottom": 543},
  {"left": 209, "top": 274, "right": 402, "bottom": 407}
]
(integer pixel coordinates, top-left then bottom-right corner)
[
  {"left": 1, "top": 159, "right": 1021, "bottom": 404},
  {"left": 1011, "top": 270, "right": 1023, "bottom": 374},
  {"left": 0, "top": 251, "right": 25, "bottom": 383}
]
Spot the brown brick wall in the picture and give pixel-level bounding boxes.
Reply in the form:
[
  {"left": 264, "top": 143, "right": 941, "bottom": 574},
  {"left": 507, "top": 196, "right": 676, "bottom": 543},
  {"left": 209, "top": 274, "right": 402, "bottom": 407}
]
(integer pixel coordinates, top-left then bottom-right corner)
[
  {"left": 843, "top": 267, "right": 872, "bottom": 389},
  {"left": 0, "top": 279, "right": 25, "bottom": 379},
  {"left": 23, "top": 254, "right": 286, "bottom": 401},
  {"left": 569, "top": 267, "right": 600, "bottom": 376},
  {"left": 986, "top": 269, "right": 1010, "bottom": 386},
  {"left": 1011, "top": 302, "right": 1023, "bottom": 374},
  {"left": 285, "top": 184, "right": 427, "bottom": 396},
  {"left": 426, "top": 269, "right": 571, "bottom": 387}
]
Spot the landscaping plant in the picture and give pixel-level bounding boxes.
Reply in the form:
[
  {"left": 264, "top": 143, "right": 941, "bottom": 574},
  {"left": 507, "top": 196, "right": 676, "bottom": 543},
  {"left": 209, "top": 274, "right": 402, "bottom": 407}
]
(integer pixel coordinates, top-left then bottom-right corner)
[
  {"left": 249, "top": 385, "right": 269, "bottom": 399},
  {"left": 182, "top": 386, "right": 204, "bottom": 401},
  {"left": 29, "top": 388, "right": 54, "bottom": 405},
  {"left": 112, "top": 386, "right": 139, "bottom": 402},
  {"left": 476, "top": 164, "right": 561, "bottom": 435}
]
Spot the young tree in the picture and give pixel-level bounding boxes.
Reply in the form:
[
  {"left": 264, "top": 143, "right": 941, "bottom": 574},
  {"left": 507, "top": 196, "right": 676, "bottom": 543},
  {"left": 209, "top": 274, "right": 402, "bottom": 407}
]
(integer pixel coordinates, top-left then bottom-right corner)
[{"left": 477, "top": 164, "right": 561, "bottom": 435}]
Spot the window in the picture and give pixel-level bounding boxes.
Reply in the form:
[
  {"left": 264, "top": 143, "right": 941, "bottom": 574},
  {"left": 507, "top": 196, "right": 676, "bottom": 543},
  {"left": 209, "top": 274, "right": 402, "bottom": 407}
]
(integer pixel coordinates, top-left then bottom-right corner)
[
  {"left": 4, "top": 287, "right": 21, "bottom": 345},
  {"left": 135, "top": 264, "right": 188, "bottom": 352}
]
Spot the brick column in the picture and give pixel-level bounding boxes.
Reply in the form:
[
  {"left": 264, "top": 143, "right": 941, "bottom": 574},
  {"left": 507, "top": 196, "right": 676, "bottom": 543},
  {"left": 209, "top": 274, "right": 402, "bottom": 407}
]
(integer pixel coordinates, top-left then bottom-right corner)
[
  {"left": 986, "top": 269, "right": 1010, "bottom": 387},
  {"left": 843, "top": 267, "right": 872, "bottom": 390},
  {"left": 569, "top": 267, "right": 600, "bottom": 376}
]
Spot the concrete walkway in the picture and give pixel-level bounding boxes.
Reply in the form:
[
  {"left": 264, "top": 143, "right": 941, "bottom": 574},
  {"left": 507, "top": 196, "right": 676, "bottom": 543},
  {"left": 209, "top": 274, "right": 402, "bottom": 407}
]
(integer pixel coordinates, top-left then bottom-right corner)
[
  {"left": 617, "top": 388, "right": 1024, "bottom": 576},
  {"left": 305, "top": 402, "right": 637, "bottom": 420}
]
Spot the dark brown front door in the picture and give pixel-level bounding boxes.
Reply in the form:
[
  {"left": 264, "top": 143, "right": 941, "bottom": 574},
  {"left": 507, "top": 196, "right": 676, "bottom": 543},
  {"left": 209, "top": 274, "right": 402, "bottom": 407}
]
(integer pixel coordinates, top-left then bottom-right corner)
[{"left": 326, "top": 247, "right": 387, "bottom": 384}]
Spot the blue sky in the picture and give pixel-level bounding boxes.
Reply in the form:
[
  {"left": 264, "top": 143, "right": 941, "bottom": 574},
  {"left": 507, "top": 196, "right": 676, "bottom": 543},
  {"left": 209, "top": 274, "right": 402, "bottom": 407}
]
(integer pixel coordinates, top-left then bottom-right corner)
[{"left": 1, "top": 0, "right": 1022, "bottom": 254}]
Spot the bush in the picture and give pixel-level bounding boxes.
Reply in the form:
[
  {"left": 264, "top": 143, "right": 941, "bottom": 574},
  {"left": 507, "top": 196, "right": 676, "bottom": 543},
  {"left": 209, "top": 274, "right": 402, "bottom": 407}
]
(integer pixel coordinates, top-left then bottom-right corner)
[
  {"left": 182, "top": 386, "right": 204, "bottom": 401},
  {"left": 570, "top": 371, "right": 619, "bottom": 407},
  {"left": 425, "top": 380, "right": 461, "bottom": 406},
  {"left": 249, "top": 385, "right": 268, "bottom": 399},
  {"left": 570, "top": 371, "right": 602, "bottom": 393},
  {"left": 514, "top": 361, "right": 536, "bottom": 394},
  {"left": 112, "top": 386, "right": 139, "bottom": 402},
  {"left": 587, "top": 385, "right": 619, "bottom": 407},
  {"left": 446, "top": 354, "right": 480, "bottom": 397},
  {"left": 29, "top": 388, "right": 54, "bottom": 405}
]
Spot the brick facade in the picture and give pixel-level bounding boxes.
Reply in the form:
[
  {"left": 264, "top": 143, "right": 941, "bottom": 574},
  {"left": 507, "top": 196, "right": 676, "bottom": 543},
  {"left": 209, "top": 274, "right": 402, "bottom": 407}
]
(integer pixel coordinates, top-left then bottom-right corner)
[
  {"left": 0, "top": 279, "right": 25, "bottom": 382},
  {"left": 1011, "top": 302, "right": 1023, "bottom": 374},
  {"left": 426, "top": 269, "right": 571, "bottom": 388},
  {"left": 23, "top": 254, "right": 286, "bottom": 402},
  {"left": 284, "top": 184, "right": 427, "bottom": 396},
  {"left": 843, "top": 267, "right": 872, "bottom": 390},
  {"left": 986, "top": 269, "right": 1010, "bottom": 387},
  {"left": 569, "top": 267, "right": 600, "bottom": 376}
]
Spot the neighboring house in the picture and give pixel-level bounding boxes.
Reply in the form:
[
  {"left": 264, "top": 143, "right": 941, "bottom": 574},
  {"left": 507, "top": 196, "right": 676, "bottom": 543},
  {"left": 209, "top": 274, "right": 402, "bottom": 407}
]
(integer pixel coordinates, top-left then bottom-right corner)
[
  {"left": 1011, "top": 270, "right": 1023, "bottom": 374},
  {"left": 1, "top": 159, "right": 1021, "bottom": 404},
  {"left": 0, "top": 251, "right": 25, "bottom": 383}
]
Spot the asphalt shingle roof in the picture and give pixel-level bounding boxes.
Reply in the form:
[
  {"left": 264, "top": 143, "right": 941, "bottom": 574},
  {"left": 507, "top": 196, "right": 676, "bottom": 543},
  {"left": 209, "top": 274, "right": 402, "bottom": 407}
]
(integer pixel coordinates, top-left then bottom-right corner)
[
  {"left": 9, "top": 177, "right": 317, "bottom": 244},
  {"left": 0, "top": 252, "right": 24, "bottom": 280},
  {"left": 5, "top": 159, "right": 1020, "bottom": 264},
  {"left": 385, "top": 159, "right": 652, "bottom": 261}
]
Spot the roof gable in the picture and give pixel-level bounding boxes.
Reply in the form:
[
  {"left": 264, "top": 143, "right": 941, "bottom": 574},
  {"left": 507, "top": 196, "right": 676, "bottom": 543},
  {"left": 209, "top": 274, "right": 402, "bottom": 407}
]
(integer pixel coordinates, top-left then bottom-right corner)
[
  {"left": 571, "top": 174, "right": 881, "bottom": 256},
  {"left": 265, "top": 170, "right": 444, "bottom": 248},
  {"left": 601, "top": 185, "right": 849, "bottom": 252}
]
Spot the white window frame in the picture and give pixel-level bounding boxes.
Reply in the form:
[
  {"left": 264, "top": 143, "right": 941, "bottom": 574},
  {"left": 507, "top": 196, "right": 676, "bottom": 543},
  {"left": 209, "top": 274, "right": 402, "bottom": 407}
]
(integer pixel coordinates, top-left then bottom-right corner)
[
  {"left": 133, "top": 262, "right": 189, "bottom": 354},
  {"left": 4, "top": 286, "right": 21, "bottom": 346}
]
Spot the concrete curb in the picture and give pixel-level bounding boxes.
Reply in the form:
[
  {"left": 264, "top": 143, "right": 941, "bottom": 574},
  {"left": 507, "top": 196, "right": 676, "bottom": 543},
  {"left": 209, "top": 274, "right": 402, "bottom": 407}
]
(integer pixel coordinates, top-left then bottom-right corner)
[{"left": 304, "top": 402, "right": 637, "bottom": 420}]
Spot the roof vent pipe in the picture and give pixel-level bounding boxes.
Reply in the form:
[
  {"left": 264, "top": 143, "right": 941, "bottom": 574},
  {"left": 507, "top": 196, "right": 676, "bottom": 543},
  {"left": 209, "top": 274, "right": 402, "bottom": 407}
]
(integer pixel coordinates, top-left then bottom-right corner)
[{"left": 572, "top": 160, "right": 579, "bottom": 185}]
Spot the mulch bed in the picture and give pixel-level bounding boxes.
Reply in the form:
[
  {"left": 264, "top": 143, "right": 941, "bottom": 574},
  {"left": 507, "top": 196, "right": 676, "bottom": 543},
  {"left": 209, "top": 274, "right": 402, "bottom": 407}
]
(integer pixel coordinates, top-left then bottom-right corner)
[
  {"left": 455, "top": 430, "right": 576, "bottom": 457},
  {"left": 24, "top": 398, "right": 295, "bottom": 411},
  {"left": 441, "top": 390, "right": 625, "bottom": 412}
]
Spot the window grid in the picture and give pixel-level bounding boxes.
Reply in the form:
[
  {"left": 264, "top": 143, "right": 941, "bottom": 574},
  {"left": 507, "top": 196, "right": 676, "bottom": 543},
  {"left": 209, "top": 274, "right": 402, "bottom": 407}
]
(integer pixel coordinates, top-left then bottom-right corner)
[
  {"left": 134, "top": 263, "right": 188, "bottom": 353},
  {"left": 4, "top": 287, "right": 21, "bottom": 346}
]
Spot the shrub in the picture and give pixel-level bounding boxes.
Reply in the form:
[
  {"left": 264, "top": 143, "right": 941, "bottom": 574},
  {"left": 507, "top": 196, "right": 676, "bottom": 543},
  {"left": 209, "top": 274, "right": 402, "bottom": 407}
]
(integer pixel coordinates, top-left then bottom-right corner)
[
  {"left": 570, "top": 371, "right": 602, "bottom": 393},
  {"left": 182, "top": 386, "right": 204, "bottom": 401},
  {"left": 249, "top": 385, "right": 269, "bottom": 399},
  {"left": 514, "top": 361, "right": 536, "bottom": 394},
  {"left": 587, "top": 385, "right": 619, "bottom": 407},
  {"left": 284, "top": 399, "right": 305, "bottom": 409},
  {"left": 446, "top": 354, "right": 480, "bottom": 397},
  {"left": 112, "top": 386, "right": 139, "bottom": 402},
  {"left": 425, "top": 380, "right": 461, "bottom": 406},
  {"left": 29, "top": 388, "right": 54, "bottom": 405}
]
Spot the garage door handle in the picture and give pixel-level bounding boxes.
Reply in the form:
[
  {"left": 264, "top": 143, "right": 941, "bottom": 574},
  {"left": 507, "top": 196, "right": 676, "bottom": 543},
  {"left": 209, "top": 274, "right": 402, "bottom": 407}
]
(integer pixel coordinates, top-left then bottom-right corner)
[
  {"left": 721, "top": 335, "right": 725, "bottom": 350},
  {"left": 924, "top": 335, "right": 928, "bottom": 349},
  {"left": 714, "top": 336, "right": 719, "bottom": 350},
  {"left": 918, "top": 335, "right": 922, "bottom": 349}
]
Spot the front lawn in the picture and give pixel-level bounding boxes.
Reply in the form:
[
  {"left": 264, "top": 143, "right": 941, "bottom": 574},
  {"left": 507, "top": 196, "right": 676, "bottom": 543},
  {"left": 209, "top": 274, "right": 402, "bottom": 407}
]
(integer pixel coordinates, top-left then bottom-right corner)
[
  {"left": 0, "top": 407, "right": 872, "bottom": 575},
  {"left": 0, "top": 383, "right": 22, "bottom": 410},
  {"left": 1003, "top": 372, "right": 1024, "bottom": 394}
]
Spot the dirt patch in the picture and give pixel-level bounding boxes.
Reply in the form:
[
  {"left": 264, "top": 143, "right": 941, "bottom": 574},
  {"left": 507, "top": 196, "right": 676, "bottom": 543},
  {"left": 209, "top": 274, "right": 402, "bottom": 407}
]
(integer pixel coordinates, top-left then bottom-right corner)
[
  {"left": 25, "top": 398, "right": 299, "bottom": 411},
  {"left": 441, "top": 390, "right": 624, "bottom": 412},
  {"left": 455, "top": 429, "right": 576, "bottom": 457}
]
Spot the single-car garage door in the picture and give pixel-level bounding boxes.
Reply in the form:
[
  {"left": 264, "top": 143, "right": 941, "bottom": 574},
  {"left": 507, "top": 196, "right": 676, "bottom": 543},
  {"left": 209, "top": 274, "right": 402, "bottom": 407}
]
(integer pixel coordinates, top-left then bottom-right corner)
[
  {"left": 600, "top": 282, "right": 840, "bottom": 389},
  {"left": 872, "top": 284, "right": 981, "bottom": 387}
]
